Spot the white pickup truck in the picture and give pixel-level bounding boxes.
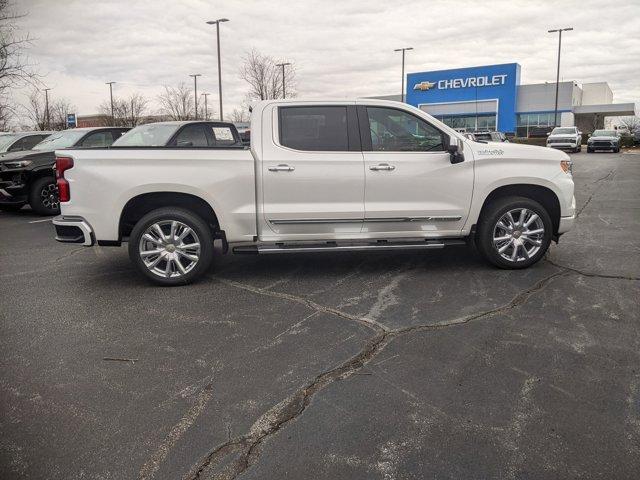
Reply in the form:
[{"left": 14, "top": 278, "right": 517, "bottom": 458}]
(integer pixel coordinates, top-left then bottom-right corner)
[{"left": 53, "top": 100, "right": 576, "bottom": 285}]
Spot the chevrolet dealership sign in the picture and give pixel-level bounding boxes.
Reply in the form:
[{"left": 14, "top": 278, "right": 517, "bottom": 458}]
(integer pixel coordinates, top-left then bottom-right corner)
[{"left": 413, "top": 74, "right": 508, "bottom": 91}]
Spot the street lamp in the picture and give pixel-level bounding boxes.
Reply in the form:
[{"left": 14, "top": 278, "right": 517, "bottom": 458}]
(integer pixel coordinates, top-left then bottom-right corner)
[
  {"left": 393, "top": 47, "right": 413, "bottom": 103},
  {"left": 43, "top": 88, "right": 51, "bottom": 130},
  {"left": 189, "top": 74, "right": 202, "bottom": 119},
  {"left": 201, "top": 92, "right": 210, "bottom": 120},
  {"left": 106, "top": 81, "right": 116, "bottom": 123},
  {"left": 275, "top": 62, "right": 291, "bottom": 99},
  {"left": 206, "top": 18, "right": 229, "bottom": 121},
  {"left": 548, "top": 27, "right": 573, "bottom": 127}
]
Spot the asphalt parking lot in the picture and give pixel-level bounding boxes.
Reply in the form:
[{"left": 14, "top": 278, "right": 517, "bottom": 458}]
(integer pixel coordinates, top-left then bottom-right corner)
[{"left": 1, "top": 151, "right": 639, "bottom": 480}]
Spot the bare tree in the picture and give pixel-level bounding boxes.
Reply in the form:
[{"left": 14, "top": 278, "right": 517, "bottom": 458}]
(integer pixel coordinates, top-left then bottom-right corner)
[
  {"left": 229, "top": 108, "right": 249, "bottom": 123},
  {"left": 0, "top": 1, "right": 39, "bottom": 130},
  {"left": 239, "top": 49, "right": 296, "bottom": 101},
  {"left": 25, "top": 87, "right": 74, "bottom": 130},
  {"left": 49, "top": 98, "right": 76, "bottom": 130},
  {"left": 618, "top": 116, "right": 640, "bottom": 133},
  {"left": 98, "top": 93, "right": 148, "bottom": 127},
  {"left": 157, "top": 83, "right": 194, "bottom": 120}
]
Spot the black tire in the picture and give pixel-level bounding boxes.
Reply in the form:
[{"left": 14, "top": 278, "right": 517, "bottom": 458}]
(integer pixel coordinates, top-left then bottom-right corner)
[
  {"left": 128, "top": 207, "right": 214, "bottom": 286},
  {"left": 476, "top": 196, "right": 553, "bottom": 269},
  {"left": 614, "top": 147, "right": 620, "bottom": 153},
  {"left": 0, "top": 203, "right": 25, "bottom": 212},
  {"left": 29, "top": 176, "right": 60, "bottom": 215}
]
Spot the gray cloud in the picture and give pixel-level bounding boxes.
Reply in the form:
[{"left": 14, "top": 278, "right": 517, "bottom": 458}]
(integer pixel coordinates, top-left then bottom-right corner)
[{"left": 11, "top": 0, "right": 640, "bottom": 119}]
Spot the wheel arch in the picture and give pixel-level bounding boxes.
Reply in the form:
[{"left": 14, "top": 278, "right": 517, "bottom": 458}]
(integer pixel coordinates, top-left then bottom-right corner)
[
  {"left": 119, "top": 192, "right": 222, "bottom": 242},
  {"left": 476, "top": 184, "right": 561, "bottom": 236}
]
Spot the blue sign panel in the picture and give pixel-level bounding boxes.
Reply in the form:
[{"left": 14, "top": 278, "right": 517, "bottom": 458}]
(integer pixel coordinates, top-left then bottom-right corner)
[
  {"left": 66, "top": 113, "right": 77, "bottom": 128},
  {"left": 406, "top": 63, "right": 520, "bottom": 132}
]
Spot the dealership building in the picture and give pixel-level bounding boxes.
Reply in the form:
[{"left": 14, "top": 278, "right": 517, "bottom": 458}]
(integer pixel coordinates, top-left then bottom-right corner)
[{"left": 374, "top": 63, "right": 635, "bottom": 136}]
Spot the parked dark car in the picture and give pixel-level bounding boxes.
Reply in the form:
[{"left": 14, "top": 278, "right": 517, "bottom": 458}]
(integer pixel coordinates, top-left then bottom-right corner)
[
  {"left": 0, "top": 127, "right": 129, "bottom": 215},
  {"left": 587, "top": 129, "right": 621, "bottom": 153},
  {"left": 0, "top": 131, "right": 53, "bottom": 157}
]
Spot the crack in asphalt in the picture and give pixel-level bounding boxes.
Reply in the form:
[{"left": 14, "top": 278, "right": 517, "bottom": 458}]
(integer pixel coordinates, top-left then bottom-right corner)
[
  {"left": 215, "top": 277, "right": 389, "bottom": 334},
  {"left": 186, "top": 270, "right": 566, "bottom": 480},
  {"left": 576, "top": 168, "right": 615, "bottom": 217},
  {"left": 544, "top": 258, "right": 640, "bottom": 281}
]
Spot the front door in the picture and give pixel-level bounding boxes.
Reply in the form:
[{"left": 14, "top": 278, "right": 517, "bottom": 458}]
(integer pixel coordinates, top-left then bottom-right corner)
[
  {"left": 359, "top": 105, "right": 474, "bottom": 236},
  {"left": 261, "top": 104, "right": 365, "bottom": 239}
]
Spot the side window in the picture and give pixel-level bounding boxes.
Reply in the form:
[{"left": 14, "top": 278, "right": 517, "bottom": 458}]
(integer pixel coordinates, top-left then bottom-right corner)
[
  {"left": 22, "top": 135, "right": 48, "bottom": 150},
  {"left": 279, "top": 106, "right": 349, "bottom": 151},
  {"left": 7, "top": 138, "right": 24, "bottom": 151},
  {"left": 366, "top": 107, "right": 444, "bottom": 152},
  {"left": 110, "top": 130, "right": 126, "bottom": 143},
  {"left": 81, "top": 131, "right": 111, "bottom": 148},
  {"left": 210, "top": 126, "right": 236, "bottom": 146},
  {"left": 174, "top": 125, "right": 209, "bottom": 147}
]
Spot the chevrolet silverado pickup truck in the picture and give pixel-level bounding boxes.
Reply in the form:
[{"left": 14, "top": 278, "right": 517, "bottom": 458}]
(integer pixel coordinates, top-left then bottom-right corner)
[
  {"left": 546, "top": 126, "right": 583, "bottom": 152},
  {"left": 52, "top": 100, "right": 576, "bottom": 285}
]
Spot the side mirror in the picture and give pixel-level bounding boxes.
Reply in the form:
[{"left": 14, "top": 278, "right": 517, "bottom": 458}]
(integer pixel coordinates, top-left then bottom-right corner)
[{"left": 447, "top": 144, "right": 464, "bottom": 164}]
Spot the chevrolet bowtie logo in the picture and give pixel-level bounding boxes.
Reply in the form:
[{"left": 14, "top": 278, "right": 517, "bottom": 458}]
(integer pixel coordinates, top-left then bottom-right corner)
[{"left": 413, "top": 81, "right": 436, "bottom": 91}]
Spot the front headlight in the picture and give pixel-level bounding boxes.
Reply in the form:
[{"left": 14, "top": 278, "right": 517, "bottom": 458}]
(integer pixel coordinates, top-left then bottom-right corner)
[
  {"left": 560, "top": 160, "right": 572, "bottom": 174},
  {"left": 3, "top": 160, "right": 32, "bottom": 168}
]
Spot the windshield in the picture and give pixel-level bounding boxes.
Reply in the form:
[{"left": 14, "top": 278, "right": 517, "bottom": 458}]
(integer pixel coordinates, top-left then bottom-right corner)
[
  {"left": 551, "top": 128, "right": 575, "bottom": 135},
  {"left": 32, "top": 130, "right": 86, "bottom": 150},
  {"left": 592, "top": 130, "right": 617, "bottom": 136},
  {"left": 113, "top": 123, "right": 179, "bottom": 147},
  {"left": 0, "top": 134, "right": 18, "bottom": 152}
]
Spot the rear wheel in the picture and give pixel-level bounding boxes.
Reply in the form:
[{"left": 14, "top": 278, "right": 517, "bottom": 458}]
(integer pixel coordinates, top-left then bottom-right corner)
[
  {"left": 476, "top": 196, "right": 553, "bottom": 269},
  {"left": 29, "top": 176, "right": 60, "bottom": 215},
  {"left": 128, "top": 207, "right": 214, "bottom": 286}
]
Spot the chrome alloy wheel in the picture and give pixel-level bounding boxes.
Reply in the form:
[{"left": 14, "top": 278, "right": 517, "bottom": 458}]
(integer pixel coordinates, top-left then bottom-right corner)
[
  {"left": 138, "top": 220, "right": 201, "bottom": 278},
  {"left": 492, "top": 208, "right": 545, "bottom": 262},
  {"left": 41, "top": 183, "right": 59, "bottom": 210}
]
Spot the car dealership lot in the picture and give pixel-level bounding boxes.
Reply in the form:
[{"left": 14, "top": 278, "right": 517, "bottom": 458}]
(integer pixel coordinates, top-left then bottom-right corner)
[{"left": 1, "top": 152, "right": 639, "bottom": 479}]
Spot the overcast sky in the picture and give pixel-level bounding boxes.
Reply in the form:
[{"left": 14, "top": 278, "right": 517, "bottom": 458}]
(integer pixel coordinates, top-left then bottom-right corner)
[{"left": 12, "top": 0, "right": 640, "bottom": 120}]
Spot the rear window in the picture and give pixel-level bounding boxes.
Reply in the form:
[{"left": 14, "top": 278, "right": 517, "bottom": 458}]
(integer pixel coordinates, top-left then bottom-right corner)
[{"left": 279, "top": 106, "right": 349, "bottom": 151}]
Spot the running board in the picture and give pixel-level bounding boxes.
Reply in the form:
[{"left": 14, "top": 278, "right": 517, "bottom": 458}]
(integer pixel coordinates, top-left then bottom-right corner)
[{"left": 233, "top": 239, "right": 466, "bottom": 254}]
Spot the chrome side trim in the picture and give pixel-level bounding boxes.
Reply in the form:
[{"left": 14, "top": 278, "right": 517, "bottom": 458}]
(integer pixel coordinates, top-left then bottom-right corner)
[
  {"left": 269, "top": 216, "right": 462, "bottom": 225},
  {"left": 258, "top": 243, "right": 446, "bottom": 254}
]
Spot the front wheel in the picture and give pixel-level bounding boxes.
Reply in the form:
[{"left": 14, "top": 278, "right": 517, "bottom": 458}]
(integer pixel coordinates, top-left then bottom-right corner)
[
  {"left": 29, "top": 176, "right": 60, "bottom": 215},
  {"left": 128, "top": 207, "right": 215, "bottom": 286},
  {"left": 476, "top": 196, "right": 553, "bottom": 269}
]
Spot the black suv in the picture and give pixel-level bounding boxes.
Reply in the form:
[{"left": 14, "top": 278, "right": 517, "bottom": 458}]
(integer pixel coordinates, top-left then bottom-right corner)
[{"left": 0, "top": 127, "right": 129, "bottom": 215}]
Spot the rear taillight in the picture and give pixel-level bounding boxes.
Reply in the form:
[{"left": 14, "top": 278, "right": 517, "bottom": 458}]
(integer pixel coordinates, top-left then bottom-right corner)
[{"left": 56, "top": 156, "right": 74, "bottom": 202}]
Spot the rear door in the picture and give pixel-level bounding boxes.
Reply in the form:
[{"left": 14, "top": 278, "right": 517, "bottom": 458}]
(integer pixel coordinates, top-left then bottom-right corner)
[
  {"left": 260, "top": 104, "right": 365, "bottom": 238},
  {"left": 359, "top": 105, "right": 473, "bottom": 236}
]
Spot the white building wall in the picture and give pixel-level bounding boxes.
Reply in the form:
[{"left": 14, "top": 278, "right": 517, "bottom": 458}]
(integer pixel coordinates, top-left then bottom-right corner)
[{"left": 581, "top": 82, "right": 613, "bottom": 105}]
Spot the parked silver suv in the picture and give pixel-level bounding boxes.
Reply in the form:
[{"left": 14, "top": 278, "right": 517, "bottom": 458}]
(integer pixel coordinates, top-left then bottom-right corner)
[{"left": 546, "top": 126, "right": 582, "bottom": 153}]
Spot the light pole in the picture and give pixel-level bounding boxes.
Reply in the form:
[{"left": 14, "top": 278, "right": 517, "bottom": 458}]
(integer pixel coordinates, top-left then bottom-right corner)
[
  {"left": 106, "top": 81, "right": 116, "bottom": 123},
  {"left": 206, "top": 18, "right": 229, "bottom": 121},
  {"left": 275, "top": 62, "right": 291, "bottom": 99},
  {"left": 202, "top": 93, "right": 210, "bottom": 120},
  {"left": 43, "top": 88, "right": 51, "bottom": 130},
  {"left": 548, "top": 27, "right": 573, "bottom": 127},
  {"left": 190, "top": 74, "right": 202, "bottom": 119},
  {"left": 394, "top": 47, "right": 413, "bottom": 103}
]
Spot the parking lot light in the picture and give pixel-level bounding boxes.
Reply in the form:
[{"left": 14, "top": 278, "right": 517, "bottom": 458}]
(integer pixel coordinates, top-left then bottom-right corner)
[
  {"left": 206, "top": 18, "right": 229, "bottom": 121},
  {"left": 189, "top": 74, "right": 202, "bottom": 120},
  {"left": 548, "top": 28, "right": 573, "bottom": 127},
  {"left": 393, "top": 47, "right": 413, "bottom": 103}
]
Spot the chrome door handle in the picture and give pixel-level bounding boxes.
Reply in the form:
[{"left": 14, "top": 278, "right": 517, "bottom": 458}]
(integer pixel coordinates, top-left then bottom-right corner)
[
  {"left": 369, "top": 163, "right": 395, "bottom": 171},
  {"left": 268, "top": 164, "right": 295, "bottom": 172}
]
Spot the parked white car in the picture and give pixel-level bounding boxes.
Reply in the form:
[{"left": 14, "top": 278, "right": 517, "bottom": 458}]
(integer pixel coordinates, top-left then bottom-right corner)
[
  {"left": 546, "top": 126, "right": 583, "bottom": 152},
  {"left": 53, "top": 100, "right": 576, "bottom": 285}
]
